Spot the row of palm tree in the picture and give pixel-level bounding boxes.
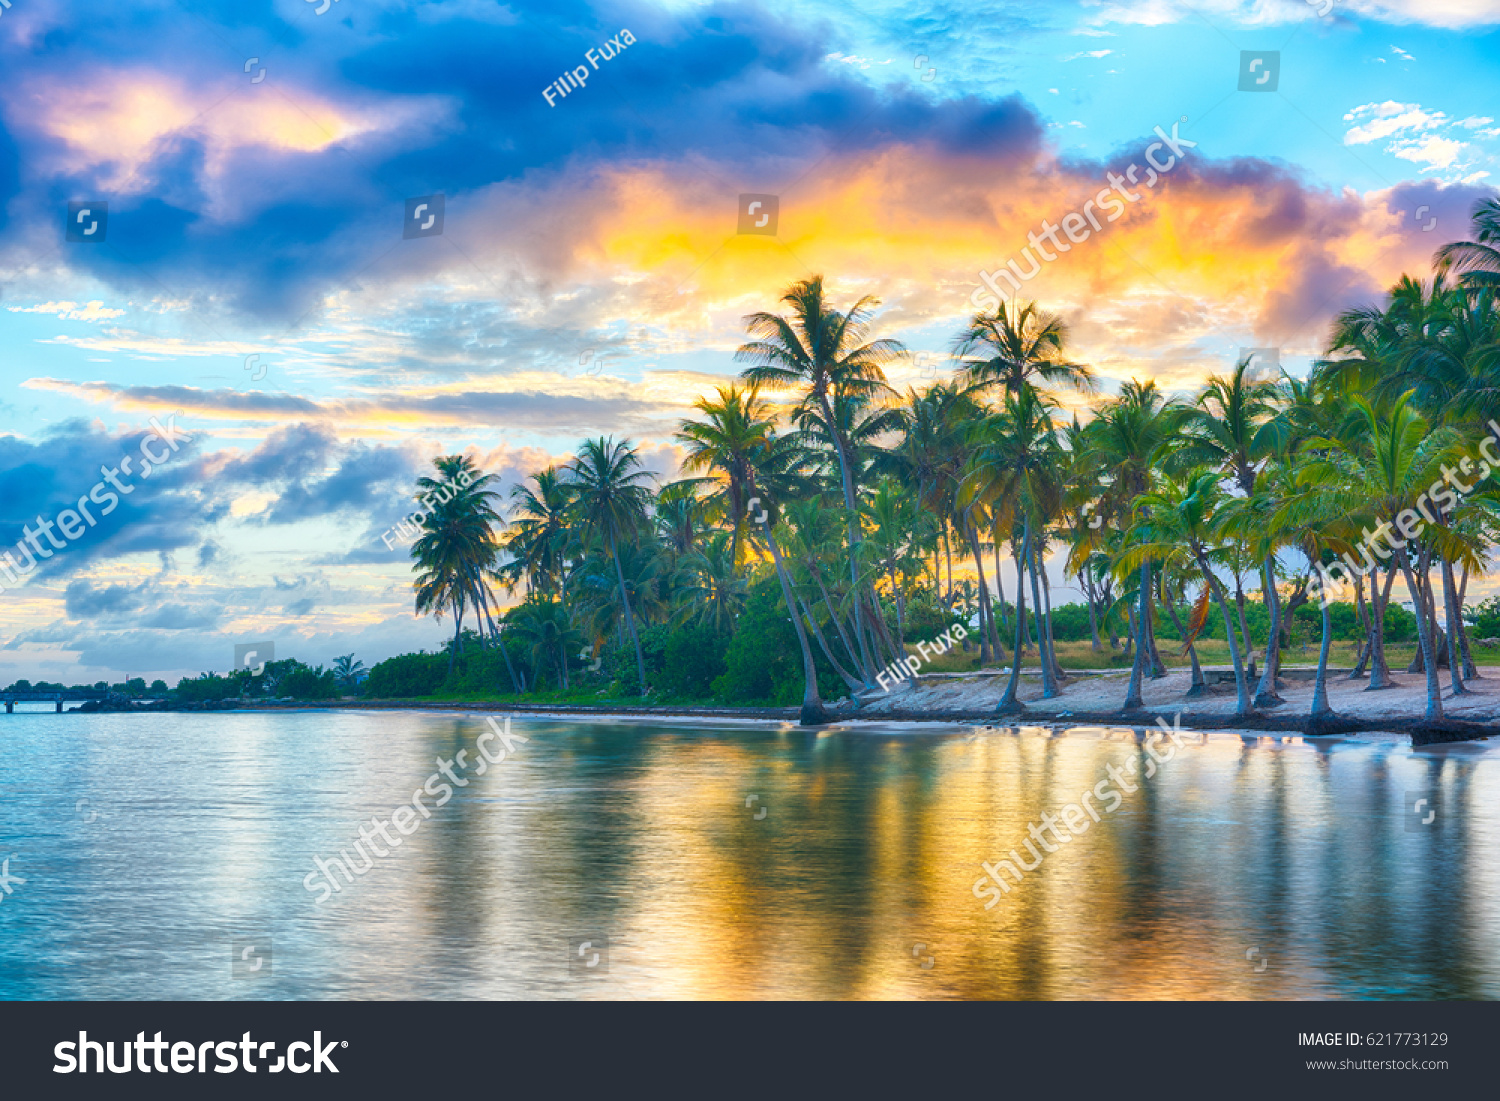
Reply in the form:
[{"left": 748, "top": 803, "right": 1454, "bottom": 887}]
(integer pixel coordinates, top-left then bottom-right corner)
[{"left": 401, "top": 197, "right": 1500, "bottom": 727}]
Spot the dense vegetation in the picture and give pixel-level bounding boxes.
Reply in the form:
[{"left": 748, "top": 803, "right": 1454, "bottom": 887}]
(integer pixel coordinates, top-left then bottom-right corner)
[{"left": 371, "top": 198, "right": 1500, "bottom": 725}]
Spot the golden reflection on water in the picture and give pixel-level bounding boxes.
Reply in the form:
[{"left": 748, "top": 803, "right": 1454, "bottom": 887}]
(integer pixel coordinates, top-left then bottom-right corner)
[{"left": 2, "top": 711, "right": 1497, "bottom": 1000}]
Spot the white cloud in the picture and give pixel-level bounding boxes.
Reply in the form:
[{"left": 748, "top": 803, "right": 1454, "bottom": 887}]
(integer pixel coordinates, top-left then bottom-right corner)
[
  {"left": 1343, "top": 101, "right": 1445, "bottom": 145},
  {"left": 7, "top": 300, "right": 126, "bottom": 322},
  {"left": 1342, "top": 99, "right": 1499, "bottom": 179},
  {"left": 1061, "top": 49, "right": 1113, "bottom": 61},
  {"left": 1391, "top": 135, "right": 1467, "bottom": 169},
  {"left": 1077, "top": 0, "right": 1500, "bottom": 31}
]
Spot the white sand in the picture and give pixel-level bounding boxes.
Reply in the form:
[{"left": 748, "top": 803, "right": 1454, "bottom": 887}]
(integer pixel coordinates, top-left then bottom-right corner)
[{"left": 861, "top": 664, "right": 1499, "bottom": 724}]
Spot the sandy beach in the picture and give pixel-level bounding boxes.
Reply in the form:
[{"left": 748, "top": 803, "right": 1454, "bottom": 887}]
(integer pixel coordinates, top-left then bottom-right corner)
[{"left": 861, "top": 664, "right": 1500, "bottom": 732}]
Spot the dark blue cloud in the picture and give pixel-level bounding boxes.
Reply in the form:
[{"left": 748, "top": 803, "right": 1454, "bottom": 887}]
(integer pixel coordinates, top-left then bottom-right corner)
[
  {"left": 0, "top": 419, "right": 209, "bottom": 589},
  {"left": 214, "top": 422, "right": 423, "bottom": 525},
  {"left": 0, "top": 0, "right": 1045, "bottom": 319}
]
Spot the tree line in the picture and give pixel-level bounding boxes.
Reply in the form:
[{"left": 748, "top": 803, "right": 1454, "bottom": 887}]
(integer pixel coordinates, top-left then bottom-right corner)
[{"left": 397, "top": 198, "right": 1500, "bottom": 726}]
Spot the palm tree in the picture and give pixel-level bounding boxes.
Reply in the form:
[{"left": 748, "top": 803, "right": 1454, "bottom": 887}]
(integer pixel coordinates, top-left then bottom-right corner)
[
  {"left": 676, "top": 384, "right": 790, "bottom": 570},
  {"left": 655, "top": 480, "right": 707, "bottom": 562},
  {"left": 1176, "top": 357, "right": 1284, "bottom": 703},
  {"left": 1087, "top": 381, "right": 1187, "bottom": 711},
  {"left": 1435, "top": 197, "right": 1500, "bottom": 290},
  {"left": 736, "top": 275, "right": 905, "bottom": 682},
  {"left": 951, "top": 301, "right": 1097, "bottom": 400},
  {"left": 411, "top": 455, "right": 511, "bottom": 682},
  {"left": 1298, "top": 393, "right": 1459, "bottom": 721},
  {"left": 961, "top": 387, "right": 1061, "bottom": 710},
  {"left": 500, "top": 467, "right": 574, "bottom": 603},
  {"left": 674, "top": 530, "right": 747, "bottom": 635},
  {"left": 332, "top": 655, "right": 365, "bottom": 693},
  {"left": 1123, "top": 470, "right": 1254, "bottom": 717},
  {"left": 881, "top": 383, "right": 991, "bottom": 650},
  {"left": 509, "top": 597, "right": 585, "bottom": 690},
  {"left": 567, "top": 438, "right": 655, "bottom": 697},
  {"left": 674, "top": 382, "right": 835, "bottom": 720}
]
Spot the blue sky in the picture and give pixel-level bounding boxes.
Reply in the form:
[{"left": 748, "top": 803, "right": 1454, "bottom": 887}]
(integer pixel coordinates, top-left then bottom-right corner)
[{"left": 0, "top": 0, "right": 1497, "bottom": 684}]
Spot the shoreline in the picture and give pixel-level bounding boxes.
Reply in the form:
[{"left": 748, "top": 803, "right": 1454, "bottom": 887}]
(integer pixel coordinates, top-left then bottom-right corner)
[{"left": 70, "top": 691, "right": 1500, "bottom": 744}]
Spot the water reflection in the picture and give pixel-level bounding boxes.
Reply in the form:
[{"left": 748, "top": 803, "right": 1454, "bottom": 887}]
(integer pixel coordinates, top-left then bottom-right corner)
[{"left": 0, "top": 711, "right": 1495, "bottom": 999}]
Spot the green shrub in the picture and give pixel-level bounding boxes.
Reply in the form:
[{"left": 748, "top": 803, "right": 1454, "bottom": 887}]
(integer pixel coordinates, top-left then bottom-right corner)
[
  {"left": 658, "top": 624, "right": 728, "bottom": 699},
  {"left": 364, "top": 650, "right": 449, "bottom": 697},
  {"left": 713, "top": 578, "right": 843, "bottom": 705}
]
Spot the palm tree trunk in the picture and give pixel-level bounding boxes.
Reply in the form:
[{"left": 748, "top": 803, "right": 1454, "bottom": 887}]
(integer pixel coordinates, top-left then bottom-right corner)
[
  {"left": 796, "top": 592, "right": 863, "bottom": 692},
  {"left": 942, "top": 525, "right": 953, "bottom": 605},
  {"left": 1395, "top": 543, "right": 1443, "bottom": 721},
  {"left": 1440, "top": 548, "right": 1470, "bottom": 695},
  {"left": 1254, "top": 555, "right": 1285, "bottom": 707},
  {"left": 1234, "top": 577, "right": 1257, "bottom": 679},
  {"left": 761, "top": 517, "right": 829, "bottom": 725},
  {"left": 993, "top": 541, "right": 1010, "bottom": 636},
  {"left": 814, "top": 570, "right": 866, "bottom": 681},
  {"left": 1162, "top": 591, "right": 1207, "bottom": 697},
  {"left": 1368, "top": 564, "right": 1396, "bottom": 689},
  {"left": 466, "top": 565, "right": 522, "bottom": 694},
  {"left": 975, "top": 528, "right": 1001, "bottom": 658},
  {"left": 1038, "top": 542, "right": 1065, "bottom": 682},
  {"left": 820, "top": 395, "right": 877, "bottom": 687},
  {"left": 1197, "top": 550, "right": 1250, "bottom": 717},
  {"left": 889, "top": 567, "right": 906, "bottom": 642},
  {"left": 996, "top": 522, "right": 1030, "bottom": 714},
  {"left": 1348, "top": 573, "right": 1371, "bottom": 678},
  {"left": 1147, "top": 597, "right": 1167, "bottom": 679},
  {"left": 867, "top": 592, "right": 906, "bottom": 673},
  {"left": 1123, "top": 560, "right": 1151, "bottom": 710},
  {"left": 448, "top": 603, "right": 464, "bottom": 678},
  {"left": 963, "top": 522, "right": 995, "bottom": 666},
  {"left": 1106, "top": 579, "right": 1120, "bottom": 650},
  {"left": 1407, "top": 550, "right": 1450, "bottom": 675},
  {"left": 1025, "top": 519, "right": 1058, "bottom": 698},
  {"left": 607, "top": 531, "right": 648, "bottom": 697},
  {"left": 1310, "top": 596, "right": 1335, "bottom": 719},
  {"left": 1085, "top": 573, "right": 1103, "bottom": 652},
  {"left": 1458, "top": 563, "right": 1479, "bottom": 679}
]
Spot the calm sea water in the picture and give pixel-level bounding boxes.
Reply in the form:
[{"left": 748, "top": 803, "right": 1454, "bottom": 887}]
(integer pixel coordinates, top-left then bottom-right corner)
[{"left": 0, "top": 707, "right": 1496, "bottom": 1000}]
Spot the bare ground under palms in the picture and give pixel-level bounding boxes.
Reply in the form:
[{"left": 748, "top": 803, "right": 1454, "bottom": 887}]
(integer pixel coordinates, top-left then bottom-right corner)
[{"left": 858, "top": 665, "right": 1500, "bottom": 742}]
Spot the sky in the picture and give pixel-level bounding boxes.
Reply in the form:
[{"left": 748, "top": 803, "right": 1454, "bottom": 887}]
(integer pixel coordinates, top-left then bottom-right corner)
[{"left": 0, "top": 0, "right": 1498, "bottom": 686}]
